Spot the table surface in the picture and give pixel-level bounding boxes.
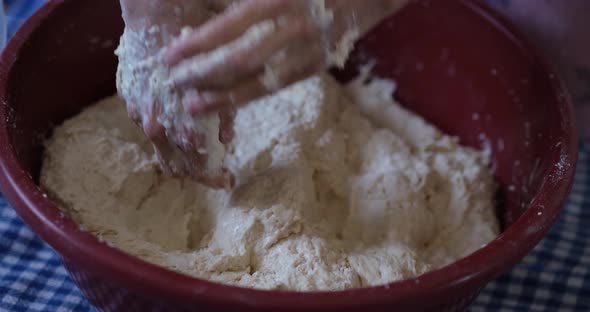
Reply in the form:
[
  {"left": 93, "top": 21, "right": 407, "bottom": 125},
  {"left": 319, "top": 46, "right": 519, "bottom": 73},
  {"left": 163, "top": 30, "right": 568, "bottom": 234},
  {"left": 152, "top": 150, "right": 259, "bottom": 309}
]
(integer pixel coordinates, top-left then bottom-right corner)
[{"left": 0, "top": 1, "right": 589, "bottom": 311}]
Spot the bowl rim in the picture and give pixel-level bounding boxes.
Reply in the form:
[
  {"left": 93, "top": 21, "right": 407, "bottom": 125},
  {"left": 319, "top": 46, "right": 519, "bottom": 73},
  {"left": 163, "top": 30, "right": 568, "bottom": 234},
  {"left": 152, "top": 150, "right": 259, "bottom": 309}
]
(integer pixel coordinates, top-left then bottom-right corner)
[{"left": 0, "top": 0, "right": 578, "bottom": 309}]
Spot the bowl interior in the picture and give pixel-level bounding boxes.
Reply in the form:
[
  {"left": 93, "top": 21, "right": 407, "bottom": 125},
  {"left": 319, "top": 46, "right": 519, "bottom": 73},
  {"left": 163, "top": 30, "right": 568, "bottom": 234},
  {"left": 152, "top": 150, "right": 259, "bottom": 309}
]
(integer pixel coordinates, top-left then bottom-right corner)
[
  {"left": 0, "top": 0, "right": 576, "bottom": 309},
  {"left": 6, "top": 0, "right": 571, "bottom": 228},
  {"left": 4, "top": 0, "right": 122, "bottom": 179}
]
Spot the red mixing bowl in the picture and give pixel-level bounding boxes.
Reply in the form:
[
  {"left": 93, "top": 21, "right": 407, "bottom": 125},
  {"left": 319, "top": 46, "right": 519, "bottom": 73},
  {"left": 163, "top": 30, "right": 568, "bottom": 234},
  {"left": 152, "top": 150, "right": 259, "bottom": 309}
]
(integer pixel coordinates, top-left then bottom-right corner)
[{"left": 0, "top": 0, "right": 577, "bottom": 311}]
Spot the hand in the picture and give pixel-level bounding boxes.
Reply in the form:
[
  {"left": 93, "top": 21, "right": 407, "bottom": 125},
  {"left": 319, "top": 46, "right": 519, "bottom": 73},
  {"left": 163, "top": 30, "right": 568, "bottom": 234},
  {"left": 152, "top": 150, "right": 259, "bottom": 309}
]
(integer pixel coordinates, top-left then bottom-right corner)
[
  {"left": 118, "top": 0, "right": 235, "bottom": 188},
  {"left": 126, "top": 99, "right": 235, "bottom": 189},
  {"left": 165, "top": 0, "right": 409, "bottom": 115}
]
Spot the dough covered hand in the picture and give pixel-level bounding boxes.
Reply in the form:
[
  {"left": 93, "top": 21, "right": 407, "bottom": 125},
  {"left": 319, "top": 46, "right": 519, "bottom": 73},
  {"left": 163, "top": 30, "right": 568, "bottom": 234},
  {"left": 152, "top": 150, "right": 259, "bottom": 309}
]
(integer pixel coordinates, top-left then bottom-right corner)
[
  {"left": 165, "top": 0, "right": 409, "bottom": 115},
  {"left": 117, "top": 0, "right": 234, "bottom": 188}
]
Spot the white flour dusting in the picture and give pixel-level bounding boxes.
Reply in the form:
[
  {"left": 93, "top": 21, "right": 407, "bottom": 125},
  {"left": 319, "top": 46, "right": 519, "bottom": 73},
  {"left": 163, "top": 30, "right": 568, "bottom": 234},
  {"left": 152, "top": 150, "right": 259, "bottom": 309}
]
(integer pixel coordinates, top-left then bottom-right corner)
[{"left": 41, "top": 73, "right": 499, "bottom": 291}]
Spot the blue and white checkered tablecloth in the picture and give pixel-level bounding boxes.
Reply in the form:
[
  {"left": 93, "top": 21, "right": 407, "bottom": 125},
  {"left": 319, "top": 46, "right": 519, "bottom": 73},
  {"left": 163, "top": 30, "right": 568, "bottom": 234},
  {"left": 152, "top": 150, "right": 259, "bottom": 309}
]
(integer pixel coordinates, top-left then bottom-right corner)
[{"left": 0, "top": 1, "right": 589, "bottom": 311}]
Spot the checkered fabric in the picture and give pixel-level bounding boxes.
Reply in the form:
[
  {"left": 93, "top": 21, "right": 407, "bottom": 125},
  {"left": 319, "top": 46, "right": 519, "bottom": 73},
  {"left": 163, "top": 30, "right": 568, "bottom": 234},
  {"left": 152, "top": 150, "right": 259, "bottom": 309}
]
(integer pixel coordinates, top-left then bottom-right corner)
[
  {"left": 0, "top": 206, "right": 90, "bottom": 312},
  {"left": 3, "top": 0, "right": 45, "bottom": 39},
  {"left": 471, "top": 145, "right": 590, "bottom": 312},
  {"left": 0, "top": 1, "right": 589, "bottom": 311}
]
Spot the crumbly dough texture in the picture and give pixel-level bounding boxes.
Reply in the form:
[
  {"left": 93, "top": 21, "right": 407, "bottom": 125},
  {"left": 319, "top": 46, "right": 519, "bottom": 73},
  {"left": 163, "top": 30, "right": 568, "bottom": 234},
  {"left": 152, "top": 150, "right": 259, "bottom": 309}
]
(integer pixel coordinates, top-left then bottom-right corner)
[
  {"left": 41, "top": 74, "right": 499, "bottom": 291},
  {"left": 115, "top": 25, "right": 228, "bottom": 179}
]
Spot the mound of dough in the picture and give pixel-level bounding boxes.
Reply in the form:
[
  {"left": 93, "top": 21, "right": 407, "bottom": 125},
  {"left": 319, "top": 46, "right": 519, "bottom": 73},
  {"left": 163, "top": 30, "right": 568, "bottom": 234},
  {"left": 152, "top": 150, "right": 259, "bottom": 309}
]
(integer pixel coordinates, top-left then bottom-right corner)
[{"left": 41, "top": 74, "right": 499, "bottom": 291}]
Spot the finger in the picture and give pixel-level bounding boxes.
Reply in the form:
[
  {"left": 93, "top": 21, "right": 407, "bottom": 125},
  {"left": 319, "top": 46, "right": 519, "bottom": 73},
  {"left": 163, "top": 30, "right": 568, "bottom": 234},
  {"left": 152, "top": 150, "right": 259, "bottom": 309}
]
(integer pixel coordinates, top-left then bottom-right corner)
[
  {"left": 173, "top": 125, "right": 210, "bottom": 178},
  {"left": 126, "top": 103, "right": 140, "bottom": 121},
  {"left": 184, "top": 150, "right": 235, "bottom": 189},
  {"left": 219, "top": 106, "right": 236, "bottom": 143},
  {"left": 195, "top": 169, "right": 235, "bottom": 189},
  {"left": 183, "top": 55, "right": 323, "bottom": 115},
  {"left": 185, "top": 151, "right": 214, "bottom": 187},
  {"left": 142, "top": 118, "right": 176, "bottom": 173},
  {"left": 165, "top": 0, "right": 290, "bottom": 66},
  {"left": 143, "top": 118, "right": 168, "bottom": 151},
  {"left": 172, "top": 125, "right": 235, "bottom": 189},
  {"left": 172, "top": 20, "right": 313, "bottom": 90},
  {"left": 174, "top": 126, "right": 206, "bottom": 153},
  {"left": 176, "top": 135, "right": 215, "bottom": 186}
]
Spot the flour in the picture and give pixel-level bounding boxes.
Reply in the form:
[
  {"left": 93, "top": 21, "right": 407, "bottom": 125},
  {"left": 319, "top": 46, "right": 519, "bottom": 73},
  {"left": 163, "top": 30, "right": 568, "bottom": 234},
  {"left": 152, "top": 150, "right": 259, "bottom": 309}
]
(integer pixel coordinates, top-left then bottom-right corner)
[{"left": 41, "top": 73, "right": 499, "bottom": 291}]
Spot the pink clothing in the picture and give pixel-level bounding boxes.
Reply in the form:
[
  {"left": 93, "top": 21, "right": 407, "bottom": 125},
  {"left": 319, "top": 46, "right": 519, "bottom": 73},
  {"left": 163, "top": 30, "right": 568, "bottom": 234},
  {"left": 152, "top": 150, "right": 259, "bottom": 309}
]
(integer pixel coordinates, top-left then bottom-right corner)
[{"left": 487, "top": 0, "right": 590, "bottom": 138}]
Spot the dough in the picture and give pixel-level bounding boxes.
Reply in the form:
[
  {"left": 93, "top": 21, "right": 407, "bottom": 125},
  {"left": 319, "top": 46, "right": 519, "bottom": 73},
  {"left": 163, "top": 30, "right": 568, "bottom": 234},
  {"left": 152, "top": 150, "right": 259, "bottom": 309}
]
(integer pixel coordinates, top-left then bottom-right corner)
[{"left": 40, "top": 74, "right": 499, "bottom": 291}]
